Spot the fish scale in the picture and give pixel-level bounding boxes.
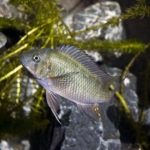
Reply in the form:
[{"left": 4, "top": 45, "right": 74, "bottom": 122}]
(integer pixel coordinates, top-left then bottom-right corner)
[
  {"left": 50, "top": 51, "right": 104, "bottom": 102},
  {"left": 20, "top": 45, "right": 118, "bottom": 122}
]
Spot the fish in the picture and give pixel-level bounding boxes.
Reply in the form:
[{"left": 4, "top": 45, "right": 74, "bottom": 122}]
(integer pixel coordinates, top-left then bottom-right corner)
[
  {"left": 0, "top": 32, "right": 7, "bottom": 48},
  {"left": 20, "top": 45, "right": 118, "bottom": 123}
]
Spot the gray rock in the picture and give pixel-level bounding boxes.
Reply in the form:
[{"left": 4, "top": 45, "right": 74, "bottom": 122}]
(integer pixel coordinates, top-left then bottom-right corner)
[
  {"left": 0, "top": 140, "right": 14, "bottom": 150},
  {"left": 105, "top": 67, "right": 139, "bottom": 122},
  {"left": 50, "top": 126, "right": 65, "bottom": 150},
  {"left": 144, "top": 108, "right": 150, "bottom": 125},
  {"left": 59, "top": 66, "right": 138, "bottom": 150},
  {"left": 63, "top": 1, "right": 126, "bottom": 62},
  {"left": 0, "top": 0, "right": 27, "bottom": 20},
  {"left": 64, "top": 1, "right": 126, "bottom": 42},
  {"left": 142, "top": 107, "right": 150, "bottom": 136},
  {"left": 58, "top": 2, "right": 126, "bottom": 150},
  {"left": 0, "top": 32, "right": 7, "bottom": 48},
  {"left": 0, "top": 139, "right": 30, "bottom": 150},
  {"left": 123, "top": 73, "right": 139, "bottom": 122}
]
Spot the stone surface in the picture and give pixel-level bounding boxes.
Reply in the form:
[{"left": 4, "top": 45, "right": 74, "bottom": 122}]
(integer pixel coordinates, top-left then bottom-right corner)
[
  {"left": 58, "top": 66, "right": 138, "bottom": 150},
  {"left": 0, "top": 139, "right": 30, "bottom": 150},
  {"left": 58, "top": 2, "right": 124, "bottom": 150},
  {"left": 105, "top": 67, "right": 139, "bottom": 122},
  {"left": 64, "top": 1, "right": 125, "bottom": 42},
  {"left": 144, "top": 107, "right": 150, "bottom": 125},
  {"left": 0, "top": 32, "right": 7, "bottom": 48},
  {"left": 53, "top": 2, "right": 140, "bottom": 149},
  {"left": 57, "top": 0, "right": 98, "bottom": 14},
  {"left": 0, "top": 0, "right": 27, "bottom": 20},
  {"left": 0, "top": 140, "right": 14, "bottom": 150},
  {"left": 143, "top": 107, "right": 150, "bottom": 137},
  {"left": 60, "top": 106, "right": 121, "bottom": 150}
]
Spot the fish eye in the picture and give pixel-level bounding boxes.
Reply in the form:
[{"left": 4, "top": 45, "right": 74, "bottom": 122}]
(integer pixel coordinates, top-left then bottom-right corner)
[{"left": 32, "top": 53, "right": 41, "bottom": 62}]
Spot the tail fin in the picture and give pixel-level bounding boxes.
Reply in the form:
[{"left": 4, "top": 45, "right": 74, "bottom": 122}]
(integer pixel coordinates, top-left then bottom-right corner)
[{"left": 109, "top": 77, "right": 126, "bottom": 105}]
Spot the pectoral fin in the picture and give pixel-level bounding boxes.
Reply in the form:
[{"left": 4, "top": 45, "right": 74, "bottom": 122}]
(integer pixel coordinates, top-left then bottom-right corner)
[
  {"left": 47, "top": 72, "right": 79, "bottom": 88},
  {"left": 46, "top": 90, "right": 61, "bottom": 124},
  {"left": 77, "top": 103, "right": 101, "bottom": 121}
]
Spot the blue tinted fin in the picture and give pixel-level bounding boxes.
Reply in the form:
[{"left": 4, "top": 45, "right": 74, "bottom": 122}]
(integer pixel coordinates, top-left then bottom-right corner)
[
  {"left": 77, "top": 103, "right": 101, "bottom": 121},
  {"left": 46, "top": 90, "right": 61, "bottom": 124}
]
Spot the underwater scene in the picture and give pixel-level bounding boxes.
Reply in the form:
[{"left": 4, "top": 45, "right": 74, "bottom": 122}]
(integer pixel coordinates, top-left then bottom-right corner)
[{"left": 0, "top": 0, "right": 150, "bottom": 150}]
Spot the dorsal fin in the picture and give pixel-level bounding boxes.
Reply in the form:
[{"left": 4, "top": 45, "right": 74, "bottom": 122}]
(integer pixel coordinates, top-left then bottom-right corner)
[{"left": 57, "top": 45, "right": 116, "bottom": 87}]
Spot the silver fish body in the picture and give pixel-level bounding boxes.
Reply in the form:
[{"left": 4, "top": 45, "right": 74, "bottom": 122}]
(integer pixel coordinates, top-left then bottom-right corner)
[{"left": 20, "top": 45, "right": 117, "bottom": 122}]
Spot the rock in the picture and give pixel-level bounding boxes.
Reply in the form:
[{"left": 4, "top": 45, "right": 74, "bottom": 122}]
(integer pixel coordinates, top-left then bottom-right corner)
[
  {"left": 63, "top": 1, "right": 126, "bottom": 67},
  {"left": 122, "top": 73, "right": 139, "bottom": 122},
  {"left": 0, "top": 140, "right": 14, "bottom": 150},
  {"left": 0, "top": 32, "right": 7, "bottom": 48},
  {"left": 58, "top": 2, "right": 125, "bottom": 150},
  {"left": 64, "top": 1, "right": 126, "bottom": 42},
  {"left": 144, "top": 108, "right": 150, "bottom": 125},
  {"left": 50, "top": 126, "right": 66, "bottom": 150},
  {"left": 58, "top": 66, "right": 139, "bottom": 150},
  {"left": 105, "top": 67, "right": 139, "bottom": 122},
  {"left": 0, "top": 139, "right": 30, "bottom": 150},
  {"left": 0, "top": 0, "right": 27, "bottom": 20},
  {"left": 57, "top": 0, "right": 82, "bottom": 13},
  {"left": 56, "top": 3, "right": 139, "bottom": 149},
  {"left": 142, "top": 107, "right": 150, "bottom": 136}
]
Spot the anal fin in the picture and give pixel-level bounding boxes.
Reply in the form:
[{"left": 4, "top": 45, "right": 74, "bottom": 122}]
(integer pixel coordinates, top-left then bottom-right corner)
[
  {"left": 46, "top": 90, "right": 61, "bottom": 124},
  {"left": 77, "top": 103, "right": 101, "bottom": 121}
]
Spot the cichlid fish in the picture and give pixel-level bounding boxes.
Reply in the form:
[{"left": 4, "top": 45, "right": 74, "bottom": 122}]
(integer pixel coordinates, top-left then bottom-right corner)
[{"left": 20, "top": 45, "right": 118, "bottom": 123}]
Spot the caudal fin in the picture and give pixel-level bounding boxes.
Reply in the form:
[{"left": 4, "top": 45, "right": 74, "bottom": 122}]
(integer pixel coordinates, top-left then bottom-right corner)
[{"left": 109, "top": 77, "right": 126, "bottom": 104}]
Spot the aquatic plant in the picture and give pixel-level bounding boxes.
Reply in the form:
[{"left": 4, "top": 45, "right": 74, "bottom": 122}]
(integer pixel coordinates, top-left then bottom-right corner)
[{"left": 0, "top": 0, "right": 150, "bottom": 149}]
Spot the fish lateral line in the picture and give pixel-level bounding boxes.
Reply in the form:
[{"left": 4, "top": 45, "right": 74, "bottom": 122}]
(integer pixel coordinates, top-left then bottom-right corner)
[
  {"left": 47, "top": 71, "right": 79, "bottom": 87},
  {"left": 57, "top": 45, "right": 117, "bottom": 88},
  {"left": 59, "top": 49, "right": 113, "bottom": 91}
]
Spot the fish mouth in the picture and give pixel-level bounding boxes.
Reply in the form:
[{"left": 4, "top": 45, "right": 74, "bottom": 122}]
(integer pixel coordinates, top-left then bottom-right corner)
[{"left": 20, "top": 53, "right": 27, "bottom": 67}]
